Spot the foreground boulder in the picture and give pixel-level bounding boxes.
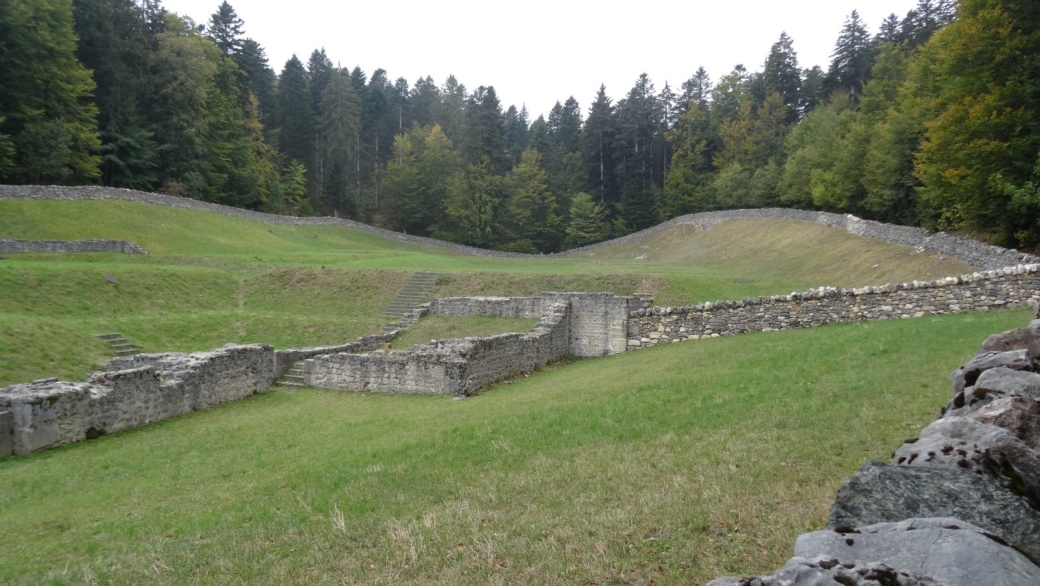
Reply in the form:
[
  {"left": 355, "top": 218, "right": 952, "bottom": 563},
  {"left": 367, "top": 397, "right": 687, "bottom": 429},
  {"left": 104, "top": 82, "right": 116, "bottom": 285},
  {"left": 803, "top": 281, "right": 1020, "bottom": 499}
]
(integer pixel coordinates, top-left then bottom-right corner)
[
  {"left": 706, "top": 556, "right": 941, "bottom": 586},
  {"left": 892, "top": 416, "right": 1040, "bottom": 507},
  {"left": 950, "top": 349, "right": 1034, "bottom": 395},
  {"left": 794, "top": 518, "right": 1040, "bottom": 586},
  {"left": 828, "top": 462, "right": 1040, "bottom": 564},
  {"left": 942, "top": 367, "right": 1040, "bottom": 417},
  {"left": 970, "top": 397, "right": 1040, "bottom": 449},
  {"left": 980, "top": 320, "right": 1040, "bottom": 356}
]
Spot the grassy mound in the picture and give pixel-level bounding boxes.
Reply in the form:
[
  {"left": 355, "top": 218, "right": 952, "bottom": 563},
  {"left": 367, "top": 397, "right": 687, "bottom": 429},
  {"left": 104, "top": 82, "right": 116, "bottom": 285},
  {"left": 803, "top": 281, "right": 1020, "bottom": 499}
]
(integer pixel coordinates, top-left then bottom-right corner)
[{"left": 0, "top": 310, "right": 1022, "bottom": 585}]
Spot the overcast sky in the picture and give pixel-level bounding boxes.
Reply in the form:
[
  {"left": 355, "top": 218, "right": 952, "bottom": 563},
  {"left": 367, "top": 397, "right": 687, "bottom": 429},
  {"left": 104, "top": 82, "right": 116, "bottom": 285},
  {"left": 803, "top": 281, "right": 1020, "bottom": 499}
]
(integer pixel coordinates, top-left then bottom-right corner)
[{"left": 160, "top": 0, "right": 922, "bottom": 120}]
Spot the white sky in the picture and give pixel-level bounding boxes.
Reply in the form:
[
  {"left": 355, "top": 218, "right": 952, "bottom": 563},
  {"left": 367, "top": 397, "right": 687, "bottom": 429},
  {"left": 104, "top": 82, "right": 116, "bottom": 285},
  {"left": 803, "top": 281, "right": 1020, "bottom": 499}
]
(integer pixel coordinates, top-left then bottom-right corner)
[{"left": 161, "top": 0, "right": 922, "bottom": 119}]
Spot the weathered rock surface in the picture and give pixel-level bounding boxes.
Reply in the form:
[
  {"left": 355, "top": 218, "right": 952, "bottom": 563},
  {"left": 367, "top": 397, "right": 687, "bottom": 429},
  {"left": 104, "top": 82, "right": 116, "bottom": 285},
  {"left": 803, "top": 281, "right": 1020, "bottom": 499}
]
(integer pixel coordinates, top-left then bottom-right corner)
[
  {"left": 951, "top": 350, "right": 1035, "bottom": 395},
  {"left": 943, "top": 367, "right": 1040, "bottom": 417},
  {"left": 892, "top": 416, "right": 1040, "bottom": 506},
  {"left": 828, "top": 462, "right": 1040, "bottom": 564},
  {"left": 970, "top": 397, "right": 1040, "bottom": 450},
  {"left": 706, "top": 556, "right": 942, "bottom": 586},
  {"left": 980, "top": 320, "right": 1040, "bottom": 355},
  {"left": 794, "top": 518, "right": 1040, "bottom": 586}
]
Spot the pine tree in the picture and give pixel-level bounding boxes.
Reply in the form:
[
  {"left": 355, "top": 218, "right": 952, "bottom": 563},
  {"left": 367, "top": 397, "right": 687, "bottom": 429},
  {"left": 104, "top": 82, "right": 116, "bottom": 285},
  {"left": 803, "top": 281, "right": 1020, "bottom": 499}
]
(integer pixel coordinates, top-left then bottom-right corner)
[
  {"left": 826, "top": 11, "right": 876, "bottom": 102},
  {"left": 504, "top": 149, "right": 561, "bottom": 252},
  {"left": 465, "top": 86, "right": 509, "bottom": 173},
  {"left": 72, "top": 0, "right": 157, "bottom": 188},
  {"left": 319, "top": 68, "right": 361, "bottom": 214},
  {"left": 233, "top": 39, "right": 276, "bottom": 134},
  {"left": 0, "top": 0, "right": 101, "bottom": 183},
  {"left": 582, "top": 86, "right": 618, "bottom": 208},
  {"left": 207, "top": 1, "right": 243, "bottom": 56},
  {"left": 763, "top": 32, "right": 801, "bottom": 122},
  {"left": 564, "top": 192, "right": 607, "bottom": 249},
  {"left": 409, "top": 76, "right": 440, "bottom": 127},
  {"left": 680, "top": 67, "right": 712, "bottom": 114},
  {"left": 276, "top": 55, "right": 315, "bottom": 180}
]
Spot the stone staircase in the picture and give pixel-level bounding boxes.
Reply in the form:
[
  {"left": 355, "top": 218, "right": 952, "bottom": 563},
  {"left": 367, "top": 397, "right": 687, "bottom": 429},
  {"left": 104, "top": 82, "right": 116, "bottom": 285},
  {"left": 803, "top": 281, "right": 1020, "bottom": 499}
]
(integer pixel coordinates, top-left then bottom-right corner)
[
  {"left": 96, "top": 333, "right": 140, "bottom": 357},
  {"left": 277, "top": 360, "right": 305, "bottom": 387},
  {"left": 383, "top": 272, "right": 439, "bottom": 331}
]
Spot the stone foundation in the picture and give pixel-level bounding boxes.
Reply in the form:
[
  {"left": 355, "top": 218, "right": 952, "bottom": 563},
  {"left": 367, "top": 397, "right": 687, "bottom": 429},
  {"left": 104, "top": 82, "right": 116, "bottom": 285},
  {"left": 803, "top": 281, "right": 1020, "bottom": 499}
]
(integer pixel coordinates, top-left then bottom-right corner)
[
  {"left": 0, "top": 238, "right": 146, "bottom": 255},
  {"left": 0, "top": 344, "right": 273, "bottom": 455}
]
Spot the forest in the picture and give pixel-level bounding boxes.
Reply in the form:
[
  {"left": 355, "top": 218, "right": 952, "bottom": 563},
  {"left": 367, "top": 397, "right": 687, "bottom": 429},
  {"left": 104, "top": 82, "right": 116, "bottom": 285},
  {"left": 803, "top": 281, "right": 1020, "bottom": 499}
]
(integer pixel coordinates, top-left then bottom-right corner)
[{"left": 1, "top": 0, "right": 1039, "bottom": 252}]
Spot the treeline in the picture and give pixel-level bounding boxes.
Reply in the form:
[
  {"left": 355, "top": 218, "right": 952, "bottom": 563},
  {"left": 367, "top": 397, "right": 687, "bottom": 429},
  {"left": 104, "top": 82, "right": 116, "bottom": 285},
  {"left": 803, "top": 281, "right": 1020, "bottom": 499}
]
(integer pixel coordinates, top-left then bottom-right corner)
[{"left": 2, "top": 0, "right": 1039, "bottom": 250}]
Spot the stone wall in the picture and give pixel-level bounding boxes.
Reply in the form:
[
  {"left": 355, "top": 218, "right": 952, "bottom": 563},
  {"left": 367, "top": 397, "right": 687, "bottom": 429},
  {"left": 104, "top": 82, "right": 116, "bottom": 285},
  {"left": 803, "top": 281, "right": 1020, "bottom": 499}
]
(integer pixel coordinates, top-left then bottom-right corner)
[
  {"left": 3, "top": 185, "right": 1035, "bottom": 269},
  {"left": 273, "top": 332, "right": 396, "bottom": 379},
  {"left": 709, "top": 318, "right": 1040, "bottom": 585},
  {"left": 304, "top": 300, "right": 572, "bottom": 395},
  {"left": 428, "top": 296, "right": 543, "bottom": 319},
  {"left": 629, "top": 265, "right": 1040, "bottom": 349},
  {"left": 0, "top": 344, "right": 273, "bottom": 456},
  {"left": 0, "top": 238, "right": 146, "bottom": 255}
]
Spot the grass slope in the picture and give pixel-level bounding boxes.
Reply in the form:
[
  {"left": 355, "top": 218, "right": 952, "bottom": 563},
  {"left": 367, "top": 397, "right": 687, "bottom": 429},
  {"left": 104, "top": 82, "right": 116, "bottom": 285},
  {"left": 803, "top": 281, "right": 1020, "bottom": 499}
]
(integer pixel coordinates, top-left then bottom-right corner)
[
  {"left": 0, "top": 310, "right": 1024, "bottom": 585},
  {"left": 0, "top": 198, "right": 973, "bottom": 384}
]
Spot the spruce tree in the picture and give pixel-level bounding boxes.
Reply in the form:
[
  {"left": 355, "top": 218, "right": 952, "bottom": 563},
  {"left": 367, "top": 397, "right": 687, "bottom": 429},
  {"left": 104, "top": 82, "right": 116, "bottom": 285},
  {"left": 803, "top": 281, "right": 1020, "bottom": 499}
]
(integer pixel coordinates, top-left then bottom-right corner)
[
  {"left": 207, "top": 1, "right": 244, "bottom": 56},
  {"left": 825, "top": 11, "right": 876, "bottom": 102},
  {"left": 277, "top": 55, "right": 315, "bottom": 177},
  {"left": 0, "top": 0, "right": 101, "bottom": 183},
  {"left": 564, "top": 193, "right": 607, "bottom": 249},
  {"left": 763, "top": 32, "right": 801, "bottom": 122},
  {"left": 582, "top": 85, "right": 618, "bottom": 206}
]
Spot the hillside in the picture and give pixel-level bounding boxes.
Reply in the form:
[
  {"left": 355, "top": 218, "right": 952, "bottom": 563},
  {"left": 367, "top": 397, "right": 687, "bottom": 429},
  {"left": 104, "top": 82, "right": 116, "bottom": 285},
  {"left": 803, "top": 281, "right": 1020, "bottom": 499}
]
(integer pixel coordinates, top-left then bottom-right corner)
[{"left": 0, "top": 198, "right": 977, "bottom": 385}]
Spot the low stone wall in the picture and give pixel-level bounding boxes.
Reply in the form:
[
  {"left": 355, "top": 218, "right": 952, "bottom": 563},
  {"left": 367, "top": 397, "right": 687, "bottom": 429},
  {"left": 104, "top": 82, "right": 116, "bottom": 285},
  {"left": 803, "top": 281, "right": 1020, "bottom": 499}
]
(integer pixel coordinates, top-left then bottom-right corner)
[
  {"left": 0, "top": 344, "right": 273, "bottom": 456},
  {"left": 305, "top": 300, "right": 571, "bottom": 395},
  {"left": 629, "top": 265, "right": 1040, "bottom": 349},
  {"left": 709, "top": 318, "right": 1040, "bottom": 585},
  {"left": 0, "top": 238, "right": 146, "bottom": 255},
  {"left": 273, "top": 332, "right": 396, "bottom": 379},
  {"left": 428, "top": 296, "right": 543, "bottom": 319},
  {"left": 2, "top": 185, "right": 1035, "bottom": 269}
]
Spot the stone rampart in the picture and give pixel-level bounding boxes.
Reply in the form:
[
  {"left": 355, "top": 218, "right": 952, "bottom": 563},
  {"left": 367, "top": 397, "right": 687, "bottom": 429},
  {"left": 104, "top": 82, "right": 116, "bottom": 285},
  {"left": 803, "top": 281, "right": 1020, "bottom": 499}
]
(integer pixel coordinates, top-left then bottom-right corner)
[
  {"left": 304, "top": 300, "right": 572, "bottom": 395},
  {"left": 629, "top": 265, "right": 1040, "bottom": 349},
  {"left": 0, "top": 344, "right": 273, "bottom": 455},
  {"left": 2, "top": 185, "right": 1035, "bottom": 269},
  {"left": 0, "top": 238, "right": 146, "bottom": 255}
]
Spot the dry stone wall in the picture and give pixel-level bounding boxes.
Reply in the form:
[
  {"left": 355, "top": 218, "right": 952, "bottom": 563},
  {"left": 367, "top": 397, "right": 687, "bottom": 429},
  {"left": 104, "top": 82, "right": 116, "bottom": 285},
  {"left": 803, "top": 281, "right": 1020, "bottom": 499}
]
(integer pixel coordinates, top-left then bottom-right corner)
[
  {"left": 2, "top": 185, "right": 1036, "bottom": 269},
  {"left": 0, "top": 238, "right": 146, "bottom": 254},
  {"left": 305, "top": 300, "right": 572, "bottom": 395},
  {"left": 0, "top": 344, "right": 273, "bottom": 456},
  {"left": 630, "top": 265, "right": 1040, "bottom": 349},
  {"left": 273, "top": 332, "right": 396, "bottom": 379}
]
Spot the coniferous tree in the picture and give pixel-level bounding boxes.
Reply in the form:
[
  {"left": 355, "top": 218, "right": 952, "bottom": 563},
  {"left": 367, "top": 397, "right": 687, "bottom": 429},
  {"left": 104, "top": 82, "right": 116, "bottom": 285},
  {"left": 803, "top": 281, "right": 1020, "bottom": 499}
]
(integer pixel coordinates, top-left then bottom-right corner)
[
  {"left": 505, "top": 149, "right": 561, "bottom": 252},
  {"left": 763, "top": 32, "right": 802, "bottom": 122},
  {"left": 72, "top": 0, "right": 157, "bottom": 188},
  {"left": 465, "top": 86, "right": 509, "bottom": 173},
  {"left": 276, "top": 55, "right": 315, "bottom": 179},
  {"left": 825, "top": 11, "right": 876, "bottom": 102},
  {"left": 319, "top": 68, "right": 361, "bottom": 214},
  {"left": 233, "top": 39, "right": 276, "bottom": 133},
  {"left": 207, "top": 1, "right": 243, "bottom": 56},
  {"left": 563, "top": 192, "right": 607, "bottom": 248},
  {"left": 0, "top": 0, "right": 101, "bottom": 184},
  {"left": 582, "top": 85, "right": 618, "bottom": 207},
  {"left": 409, "top": 76, "right": 440, "bottom": 127}
]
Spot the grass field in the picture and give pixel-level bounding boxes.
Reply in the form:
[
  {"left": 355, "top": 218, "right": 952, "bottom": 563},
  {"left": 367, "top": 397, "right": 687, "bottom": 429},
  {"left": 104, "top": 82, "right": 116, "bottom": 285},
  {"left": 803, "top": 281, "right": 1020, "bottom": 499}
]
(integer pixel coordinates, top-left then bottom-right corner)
[
  {"left": 0, "top": 310, "right": 1024, "bottom": 585},
  {"left": 0, "top": 197, "right": 1019, "bottom": 584}
]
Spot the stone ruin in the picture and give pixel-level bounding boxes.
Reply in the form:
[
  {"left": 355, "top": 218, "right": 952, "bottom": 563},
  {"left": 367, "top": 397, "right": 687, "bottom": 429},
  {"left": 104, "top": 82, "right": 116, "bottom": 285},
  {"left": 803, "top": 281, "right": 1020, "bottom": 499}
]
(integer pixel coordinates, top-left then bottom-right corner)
[{"left": 708, "top": 315, "right": 1040, "bottom": 585}]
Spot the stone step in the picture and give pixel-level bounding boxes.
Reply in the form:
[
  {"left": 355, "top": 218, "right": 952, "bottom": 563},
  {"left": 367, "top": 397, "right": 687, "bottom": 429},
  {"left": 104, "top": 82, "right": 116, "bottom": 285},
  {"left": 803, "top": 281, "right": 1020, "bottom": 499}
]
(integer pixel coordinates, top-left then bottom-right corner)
[
  {"left": 278, "top": 381, "right": 304, "bottom": 387},
  {"left": 109, "top": 343, "right": 135, "bottom": 350},
  {"left": 96, "top": 333, "right": 122, "bottom": 341},
  {"left": 116, "top": 349, "right": 139, "bottom": 356}
]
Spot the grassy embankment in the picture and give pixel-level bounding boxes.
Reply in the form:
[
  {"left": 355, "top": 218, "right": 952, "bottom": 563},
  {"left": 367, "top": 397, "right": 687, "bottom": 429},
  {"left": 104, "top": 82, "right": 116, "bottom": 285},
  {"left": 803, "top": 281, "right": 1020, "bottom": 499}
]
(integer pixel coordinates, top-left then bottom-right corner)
[{"left": 0, "top": 199, "right": 971, "bottom": 385}]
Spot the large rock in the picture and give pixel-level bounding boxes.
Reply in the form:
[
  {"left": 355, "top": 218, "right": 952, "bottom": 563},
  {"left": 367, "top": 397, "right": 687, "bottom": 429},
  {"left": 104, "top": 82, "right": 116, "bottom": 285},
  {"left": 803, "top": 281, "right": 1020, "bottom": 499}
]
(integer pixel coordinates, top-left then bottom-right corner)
[
  {"left": 951, "top": 350, "right": 1034, "bottom": 395},
  {"left": 941, "top": 367, "right": 1040, "bottom": 417},
  {"left": 971, "top": 397, "right": 1040, "bottom": 450},
  {"left": 828, "top": 462, "right": 1040, "bottom": 564},
  {"left": 706, "top": 556, "right": 941, "bottom": 586},
  {"left": 980, "top": 320, "right": 1040, "bottom": 356},
  {"left": 892, "top": 416, "right": 1040, "bottom": 507},
  {"left": 794, "top": 518, "right": 1040, "bottom": 586}
]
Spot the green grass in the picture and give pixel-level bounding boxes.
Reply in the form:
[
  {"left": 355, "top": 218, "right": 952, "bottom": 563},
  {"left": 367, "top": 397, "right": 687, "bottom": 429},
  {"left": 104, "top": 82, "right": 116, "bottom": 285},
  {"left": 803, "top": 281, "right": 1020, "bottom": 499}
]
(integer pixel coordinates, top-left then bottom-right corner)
[
  {"left": 391, "top": 316, "right": 540, "bottom": 350},
  {"left": 0, "top": 310, "right": 1024, "bottom": 585}
]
